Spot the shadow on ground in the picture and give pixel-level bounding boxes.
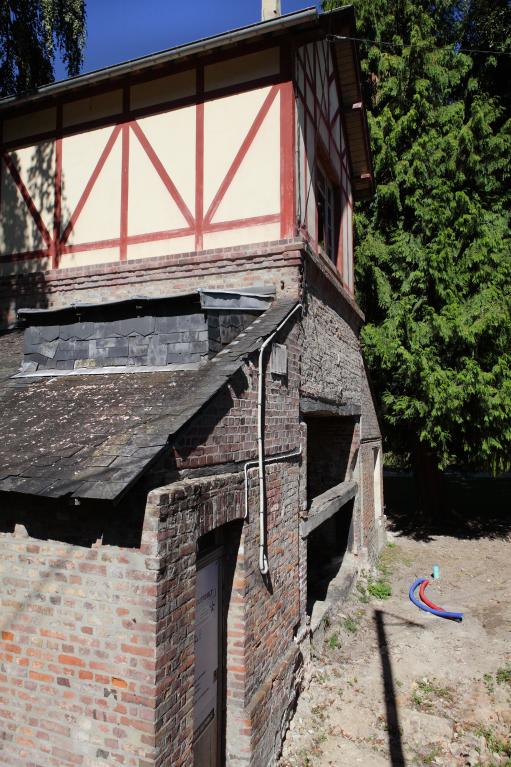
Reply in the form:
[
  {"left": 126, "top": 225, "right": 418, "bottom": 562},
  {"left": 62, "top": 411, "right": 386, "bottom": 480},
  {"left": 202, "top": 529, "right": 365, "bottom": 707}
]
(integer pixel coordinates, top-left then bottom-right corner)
[{"left": 384, "top": 471, "right": 511, "bottom": 541}]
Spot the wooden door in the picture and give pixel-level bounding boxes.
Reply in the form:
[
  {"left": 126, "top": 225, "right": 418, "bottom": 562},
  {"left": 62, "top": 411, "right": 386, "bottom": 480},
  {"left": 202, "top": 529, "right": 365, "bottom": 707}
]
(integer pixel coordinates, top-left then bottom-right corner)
[{"left": 193, "top": 549, "right": 222, "bottom": 767}]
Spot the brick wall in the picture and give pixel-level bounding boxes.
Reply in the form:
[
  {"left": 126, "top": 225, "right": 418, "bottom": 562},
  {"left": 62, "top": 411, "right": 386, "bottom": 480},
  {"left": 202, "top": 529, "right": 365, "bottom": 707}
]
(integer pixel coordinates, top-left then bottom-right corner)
[
  {"left": 301, "top": 258, "right": 363, "bottom": 406},
  {"left": 360, "top": 360, "right": 381, "bottom": 442},
  {"left": 0, "top": 240, "right": 386, "bottom": 767},
  {"left": 0, "top": 496, "right": 160, "bottom": 767},
  {"left": 0, "top": 241, "right": 302, "bottom": 329},
  {"left": 157, "top": 323, "right": 302, "bottom": 474},
  {"left": 299, "top": 251, "right": 384, "bottom": 562},
  {"left": 0, "top": 315, "right": 304, "bottom": 767},
  {"left": 145, "top": 473, "right": 246, "bottom": 767}
]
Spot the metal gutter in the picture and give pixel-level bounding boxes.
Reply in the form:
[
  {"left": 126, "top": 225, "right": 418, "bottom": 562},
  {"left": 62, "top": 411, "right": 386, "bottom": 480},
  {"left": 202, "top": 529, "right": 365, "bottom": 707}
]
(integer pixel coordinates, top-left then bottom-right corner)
[{"left": 0, "top": 7, "right": 317, "bottom": 112}]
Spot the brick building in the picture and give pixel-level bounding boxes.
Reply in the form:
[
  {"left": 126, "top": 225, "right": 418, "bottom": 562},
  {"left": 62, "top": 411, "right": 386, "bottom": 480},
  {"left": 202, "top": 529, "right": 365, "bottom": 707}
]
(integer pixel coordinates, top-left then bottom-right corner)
[{"left": 0, "top": 6, "right": 385, "bottom": 767}]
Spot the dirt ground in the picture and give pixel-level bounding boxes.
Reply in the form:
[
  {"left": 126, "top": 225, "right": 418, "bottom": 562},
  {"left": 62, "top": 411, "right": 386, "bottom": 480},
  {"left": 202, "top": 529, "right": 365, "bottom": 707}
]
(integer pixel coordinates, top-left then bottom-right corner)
[{"left": 280, "top": 531, "right": 511, "bottom": 767}]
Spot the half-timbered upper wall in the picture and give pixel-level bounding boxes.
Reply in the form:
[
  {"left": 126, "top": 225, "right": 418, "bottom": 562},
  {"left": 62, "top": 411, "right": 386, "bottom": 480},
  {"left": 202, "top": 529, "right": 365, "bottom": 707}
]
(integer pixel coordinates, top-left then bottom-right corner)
[
  {"left": 0, "top": 46, "right": 295, "bottom": 276},
  {"left": 295, "top": 39, "right": 354, "bottom": 292}
]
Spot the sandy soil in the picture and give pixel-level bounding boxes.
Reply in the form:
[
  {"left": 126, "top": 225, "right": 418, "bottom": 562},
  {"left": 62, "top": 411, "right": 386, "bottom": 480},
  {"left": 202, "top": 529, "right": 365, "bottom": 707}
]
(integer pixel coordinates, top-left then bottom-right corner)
[{"left": 280, "top": 532, "right": 511, "bottom": 767}]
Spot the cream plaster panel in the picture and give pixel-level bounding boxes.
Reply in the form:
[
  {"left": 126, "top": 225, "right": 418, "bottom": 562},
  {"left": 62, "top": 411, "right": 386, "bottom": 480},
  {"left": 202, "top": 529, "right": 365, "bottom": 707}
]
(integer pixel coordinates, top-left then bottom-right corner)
[
  {"left": 332, "top": 148, "right": 341, "bottom": 180},
  {"left": 319, "top": 115, "right": 329, "bottom": 150},
  {"left": 296, "top": 100, "right": 307, "bottom": 227},
  {"left": 63, "top": 90, "right": 123, "bottom": 128},
  {"left": 130, "top": 69, "right": 195, "bottom": 110},
  {"left": 67, "top": 137, "right": 122, "bottom": 244},
  {"left": 306, "top": 44, "right": 315, "bottom": 76},
  {"left": 212, "top": 95, "right": 280, "bottom": 223},
  {"left": 316, "top": 43, "right": 327, "bottom": 108},
  {"left": 135, "top": 106, "right": 195, "bottom": 214},
  {"left": 6, "top": 141, "right": 55, "bottom": 233},
  {"left": 128, "top": 129, "right": 189, "bottom": 235},
  {"left": 0, "top": 256, "right": 50, "bottom": 275},
  {"left": 0, "top": 165, "right": 45, "bottom": 254},
  {"left": 204, "top": 86, "right": 270, "bottom": 213},
  {"left": 297, "top": 58, "right": 304, "bottom": 95},
  {"left": 205, "top": 48, "right": 279, "bottom": 92},
  {"left": 306, "top": 76, "right": 315, "bottom": 115},
  {"left": 3, "top": 108, "right": 56, "bottom": 144},
  {"left": 59, "top": 247, "right": 119, "bottom": 269},
  {"left": 61, "top": 126, "right": 118, "bottom": 235},
  {"left": 127, "top": 235, "right": 195, "bottom": 261},
  {"left": 345, "top": 174, "right": 353, "bottom": 200},
  {"left": 306, "top": 115, "right": 316, "bottom": 240},
  {"left": 331, "top": 114, "right": 341, "bottom": 154},
  {"left": 329, "top": 80, "right": 339, "bottom": 122},
  {"left": 0, "top": 144, "right": 54, "bottom": 255},
  {"left": 202, "top": 221, "right": 280, "bottom": 250}
]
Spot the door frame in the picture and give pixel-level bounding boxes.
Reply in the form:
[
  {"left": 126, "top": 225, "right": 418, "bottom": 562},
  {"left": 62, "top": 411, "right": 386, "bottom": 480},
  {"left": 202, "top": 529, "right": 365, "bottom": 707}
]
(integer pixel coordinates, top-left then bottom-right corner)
[{"left": 194, "top": 544, "right": 224, "bottom": 767}]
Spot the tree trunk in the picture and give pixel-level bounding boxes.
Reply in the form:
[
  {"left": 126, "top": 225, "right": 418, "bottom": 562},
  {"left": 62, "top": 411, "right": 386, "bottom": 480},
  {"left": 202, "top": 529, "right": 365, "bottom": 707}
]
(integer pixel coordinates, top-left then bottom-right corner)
[{"left": 411, "top": 442, "right": 444, "bottom": 524}]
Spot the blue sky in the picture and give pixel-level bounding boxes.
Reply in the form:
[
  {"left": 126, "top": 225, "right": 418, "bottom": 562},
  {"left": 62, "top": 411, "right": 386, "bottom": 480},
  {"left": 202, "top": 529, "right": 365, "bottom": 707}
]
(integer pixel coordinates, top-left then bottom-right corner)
[{"left": 55, "top": 1, "right": 320, "bottom": 81}]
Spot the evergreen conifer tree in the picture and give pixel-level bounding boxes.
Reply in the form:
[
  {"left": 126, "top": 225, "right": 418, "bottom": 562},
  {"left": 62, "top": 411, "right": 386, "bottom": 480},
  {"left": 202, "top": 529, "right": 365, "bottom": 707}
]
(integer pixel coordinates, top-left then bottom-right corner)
[{"left": 325, "top": 0, "right": 511, "bottom": 509}]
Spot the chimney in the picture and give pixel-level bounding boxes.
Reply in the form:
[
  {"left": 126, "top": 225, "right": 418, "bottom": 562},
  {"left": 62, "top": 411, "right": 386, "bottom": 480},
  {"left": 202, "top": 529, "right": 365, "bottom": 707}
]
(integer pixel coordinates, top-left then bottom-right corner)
[{"left": 262, "top": 0, "right": 281, "bottom": 21}]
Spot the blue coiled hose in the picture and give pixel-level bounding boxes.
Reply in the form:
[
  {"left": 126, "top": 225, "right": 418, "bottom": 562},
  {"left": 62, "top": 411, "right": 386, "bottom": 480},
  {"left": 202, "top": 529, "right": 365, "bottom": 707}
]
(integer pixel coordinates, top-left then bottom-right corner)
[{"left": 409, "top": 577, "right": 464, "bottom": 622}]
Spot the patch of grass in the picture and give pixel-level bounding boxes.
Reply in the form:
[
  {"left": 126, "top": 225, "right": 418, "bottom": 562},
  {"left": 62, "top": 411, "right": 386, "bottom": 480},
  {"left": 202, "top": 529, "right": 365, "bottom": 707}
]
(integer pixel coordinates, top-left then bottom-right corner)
[
  {"left": 343, "top": 617, "right": 358, "bottom": 634},
  {"left": 483, "top": 672, "right": 495, "bottom": 694},
  {"left": 422, "top": 745, "right": 442, "bottom": 765},
  {"left": 368, "top": 579, "right": 392, "bottom": 599},
  {"left": 356, "top": 582, "right": 370, "bottom": 603},
  {"left": 496, "top": 666, "right": 511, "bottom": 685},
  {"left": 327, "top": 633, "right": 340, "bottom": 650},
  {"left": 416, "top": 679, "right": 453, "bottom": 700},
  {"left": 311, "top": 704, "right": 326, "bottom": 722},
  {"left": 412, "top": 678, "right": 454, "bottom": 708},
  {"left": 475, "top": 726, "right": 511, "bottom": 757},
  {"left": 376, "top": 542, "right": 404, "bottom": 579},
  {"left": 411, "top": 690, "right": 423, "bottom": 707}
]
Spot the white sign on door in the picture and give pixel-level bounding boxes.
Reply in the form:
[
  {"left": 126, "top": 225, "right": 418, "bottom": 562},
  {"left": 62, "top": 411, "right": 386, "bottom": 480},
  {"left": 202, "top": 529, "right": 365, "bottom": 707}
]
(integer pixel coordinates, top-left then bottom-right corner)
[{"left": 193, "top": 559, "right": 219, "bottom": 739}]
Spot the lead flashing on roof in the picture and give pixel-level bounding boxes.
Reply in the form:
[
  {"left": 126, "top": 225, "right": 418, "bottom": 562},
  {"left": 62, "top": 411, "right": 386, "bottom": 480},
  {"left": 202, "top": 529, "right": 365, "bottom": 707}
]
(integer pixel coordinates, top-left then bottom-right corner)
[{"left": 17, "top": 286, "right": 276, "bottom": 323}]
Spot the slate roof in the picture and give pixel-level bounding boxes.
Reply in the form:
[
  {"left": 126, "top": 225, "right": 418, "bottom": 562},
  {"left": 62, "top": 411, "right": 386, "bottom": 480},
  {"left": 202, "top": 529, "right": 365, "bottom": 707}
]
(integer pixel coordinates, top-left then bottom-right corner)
[{"left": 0, "top": 298, "right": 298, "bottom": 503}]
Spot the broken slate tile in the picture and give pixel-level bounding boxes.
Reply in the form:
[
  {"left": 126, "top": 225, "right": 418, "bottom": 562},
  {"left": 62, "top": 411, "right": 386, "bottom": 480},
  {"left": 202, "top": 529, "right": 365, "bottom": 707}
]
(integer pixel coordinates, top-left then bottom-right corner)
[
  {"left": 38, "top": 340, "right": 59, "bottom": 359},
  {"left": 147, "top": 337, "right": 168, "bottom": 366},
  {"left": 155, "top": 316, "right": 179, "bottom": 333},
  {"left": 39, "top": 325, "right": 60, "bottom": 342},
  {"left": 116, "top": 317, "right": 155, "bottom": 336},
  {"left": 20, "top": 361, "right": 38, "bottom": 374}
]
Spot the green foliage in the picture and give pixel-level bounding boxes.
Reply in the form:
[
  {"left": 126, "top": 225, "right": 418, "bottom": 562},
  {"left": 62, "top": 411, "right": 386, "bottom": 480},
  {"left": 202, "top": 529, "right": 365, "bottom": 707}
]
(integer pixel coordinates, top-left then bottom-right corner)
[
  {"left": 324, "top": 0, "right": 511, "bottom": 473},
  {"left": 496, "top": 665, "right": 511, "bottom": 685},
  {"left": 475, "top": 726, "right": 511, "bottom": 757},
  {"left": 327, "top": 632, "right": 340, "bottom": 649},
  {"left": 0, "top": 0, "right": 86, "bottom": 97},
  {"left": 343, "top": 617, "right": 358, "bottom": 633},
  {"left": 367, "top": 579, "right": 392, "bottom": 599}
]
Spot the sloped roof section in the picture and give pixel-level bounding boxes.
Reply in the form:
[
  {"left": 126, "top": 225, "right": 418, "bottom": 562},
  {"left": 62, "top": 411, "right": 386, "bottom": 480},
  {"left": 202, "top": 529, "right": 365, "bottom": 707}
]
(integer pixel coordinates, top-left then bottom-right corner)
[{"left": 0, "top": 298, "right": 298, "bottom": 503}]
